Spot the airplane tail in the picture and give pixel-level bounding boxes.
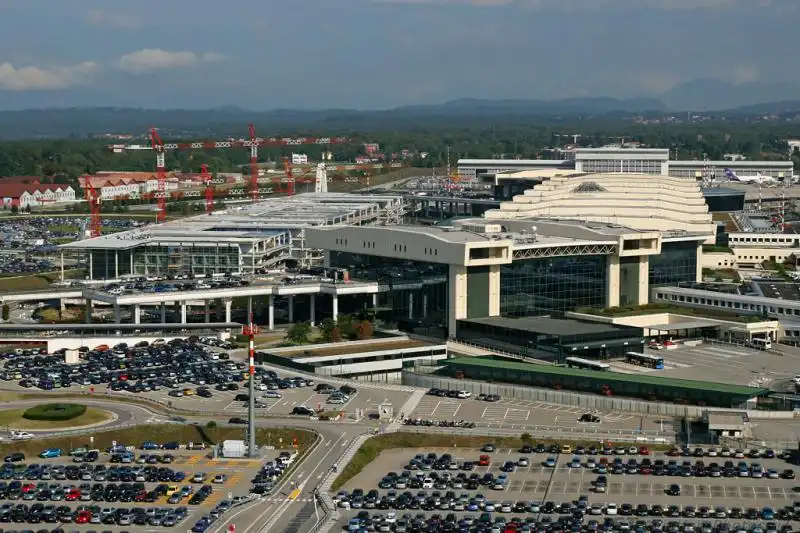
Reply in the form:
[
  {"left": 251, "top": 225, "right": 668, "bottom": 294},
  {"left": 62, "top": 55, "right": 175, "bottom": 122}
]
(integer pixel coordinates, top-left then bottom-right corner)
[{"left": 724, "top": 168, "right": 738, "bottom": 181}]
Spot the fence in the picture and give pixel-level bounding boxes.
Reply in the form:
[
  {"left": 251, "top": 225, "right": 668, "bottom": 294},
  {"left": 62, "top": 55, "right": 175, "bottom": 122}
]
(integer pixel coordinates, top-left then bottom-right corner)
[
  {"left": 402, "top": 372, "right": 797, "bottom": 421},
  {"left": 398, "top": 425, "right": 672, "bottom": 445}
]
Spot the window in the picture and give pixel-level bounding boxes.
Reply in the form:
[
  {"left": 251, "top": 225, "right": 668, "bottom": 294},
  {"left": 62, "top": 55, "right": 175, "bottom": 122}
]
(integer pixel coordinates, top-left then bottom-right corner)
[
  {"left": 500, "top": 256, "right": 607, "bottom": 316},
  {"left": 649, "top": 242, "right": 697, "bottom": 287}
]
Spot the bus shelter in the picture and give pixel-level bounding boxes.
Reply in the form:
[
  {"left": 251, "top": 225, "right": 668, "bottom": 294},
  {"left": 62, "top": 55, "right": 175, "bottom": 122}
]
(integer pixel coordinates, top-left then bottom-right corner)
[{"left": 648, "top": 319, "right": 722, "bottom": 341}]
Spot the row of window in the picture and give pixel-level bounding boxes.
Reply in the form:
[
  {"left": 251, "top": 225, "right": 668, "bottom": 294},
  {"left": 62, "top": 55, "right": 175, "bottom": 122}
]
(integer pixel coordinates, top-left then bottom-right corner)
[
  {"left": 729, "top": 235, "right": 799, "bottom": 245},
  {"left": 654, "top": 290, "right": 800, "bottom": 317}
]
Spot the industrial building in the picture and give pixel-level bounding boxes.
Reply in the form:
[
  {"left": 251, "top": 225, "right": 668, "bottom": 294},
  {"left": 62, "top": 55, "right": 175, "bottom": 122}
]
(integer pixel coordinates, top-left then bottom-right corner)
[
  {"left": 459, "top": 148, "right": 794, "bottom": 184},
  {"left": 307, "top": 172, "right": 715, "bottom": 337},
  {"left": 59, "top": 193, "right": 406, "bottom": 279}
]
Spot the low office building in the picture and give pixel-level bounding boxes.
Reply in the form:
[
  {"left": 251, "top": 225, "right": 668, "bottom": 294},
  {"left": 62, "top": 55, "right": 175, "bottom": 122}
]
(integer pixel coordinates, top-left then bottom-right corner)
[
  {"left": 257, "top": 337, "right": 447, "bottom": 382},
  {"left": 307, "top": 172, "right": 715, "bottom": 338}
]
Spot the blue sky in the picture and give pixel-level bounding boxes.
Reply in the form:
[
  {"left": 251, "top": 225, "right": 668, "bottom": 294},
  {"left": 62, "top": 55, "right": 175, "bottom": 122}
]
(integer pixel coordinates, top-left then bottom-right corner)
[{"left": 0, "top": 0, "right": 794, "bottom": 109}]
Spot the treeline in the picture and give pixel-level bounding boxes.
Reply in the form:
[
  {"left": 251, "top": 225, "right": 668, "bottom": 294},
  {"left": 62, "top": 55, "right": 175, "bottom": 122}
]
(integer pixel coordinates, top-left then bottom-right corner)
[{"left": 0, "top": 121, "right": 799, "bottom": 180}]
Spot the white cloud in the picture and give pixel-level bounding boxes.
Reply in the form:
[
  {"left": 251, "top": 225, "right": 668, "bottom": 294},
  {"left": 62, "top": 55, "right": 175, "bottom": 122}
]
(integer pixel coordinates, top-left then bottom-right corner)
[
  {"left": 86, "top": 9, "right": 141, "bottom": 28},
  {"left": 117, "top": 49, "right": 224, "bottom": 74},
  {"left": 0, "top": 61, "right": 99, "bottom": 91}
]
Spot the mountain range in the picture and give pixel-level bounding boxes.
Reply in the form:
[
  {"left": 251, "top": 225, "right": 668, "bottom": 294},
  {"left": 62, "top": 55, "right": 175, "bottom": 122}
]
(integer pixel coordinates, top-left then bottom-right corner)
[{"left": 2, "top": 78, "right": 800, "bottom": 139}]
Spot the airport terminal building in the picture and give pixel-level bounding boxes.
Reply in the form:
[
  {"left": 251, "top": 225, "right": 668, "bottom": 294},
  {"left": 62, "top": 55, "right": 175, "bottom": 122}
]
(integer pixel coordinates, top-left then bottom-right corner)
[
  {"left": 307, "top": 172, "right": 715, "bottom": 337},
  {"left": 459, "top": 148, "right": 794, "bottom": 185}
]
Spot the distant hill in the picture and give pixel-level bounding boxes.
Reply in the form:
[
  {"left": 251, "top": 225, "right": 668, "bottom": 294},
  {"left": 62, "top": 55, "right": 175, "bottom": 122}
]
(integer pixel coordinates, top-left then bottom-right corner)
[{"left": 659, "top": 78, "right": 800, "bottom": 112}]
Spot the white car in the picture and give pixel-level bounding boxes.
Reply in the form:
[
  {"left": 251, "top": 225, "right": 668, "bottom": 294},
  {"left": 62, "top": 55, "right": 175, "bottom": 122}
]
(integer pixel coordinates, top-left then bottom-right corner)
[
  {"left": 255, "top": 383, "right": 267, "bottom": 391},
  {"left": 384, "top": 512, "right": 396, "bottom": 524},
  {"left": 263, "top": 391, "right": 281, "bottom": 399},
  {"left": 456, "top": 390, "right": 472, "bottom": 399},
  {"left": 422, "top": 478, "right": 434, "bottom": 489},
  {"left": 605, "top": 503, "right": 618, "bottom": 515},
  {"left": 10, "top": 431, "right": 34, "bottom": 441}
]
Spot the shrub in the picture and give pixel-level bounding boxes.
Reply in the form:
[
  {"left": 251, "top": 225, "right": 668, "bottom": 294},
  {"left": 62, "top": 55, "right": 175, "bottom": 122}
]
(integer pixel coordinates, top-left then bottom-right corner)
[{"left": 23, "top": 404, "right": 87, "bottom": 421}]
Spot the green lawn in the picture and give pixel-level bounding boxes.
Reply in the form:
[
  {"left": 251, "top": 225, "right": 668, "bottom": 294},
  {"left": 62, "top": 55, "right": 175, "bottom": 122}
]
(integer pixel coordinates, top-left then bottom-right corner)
[{"left": 0, "top": 406, "right": 111, "bottom": 430}]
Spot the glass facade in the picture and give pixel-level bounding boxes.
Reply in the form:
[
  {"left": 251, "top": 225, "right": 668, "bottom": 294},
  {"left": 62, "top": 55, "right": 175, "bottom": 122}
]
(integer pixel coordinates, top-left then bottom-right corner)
[
  {"left": 328, "top": 252, "right": 449, "bottom": 335},
  {"left": 88, "top": 244, "right": 241, "bottom": 279},
  {"left": 580, "top": 159, "right": 663, "bottom": 175},
  {"left": 500, "top": 256, "right": 607, "bottom": 316},
  {"left": 649, "top": 241, "right": 698, "bottom": 288}
]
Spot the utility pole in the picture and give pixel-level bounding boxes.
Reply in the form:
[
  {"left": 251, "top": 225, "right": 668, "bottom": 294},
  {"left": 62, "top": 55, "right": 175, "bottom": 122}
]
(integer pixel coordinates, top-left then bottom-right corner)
[{"left": 243, "top": 297, "right": 258, "bottom": 458}]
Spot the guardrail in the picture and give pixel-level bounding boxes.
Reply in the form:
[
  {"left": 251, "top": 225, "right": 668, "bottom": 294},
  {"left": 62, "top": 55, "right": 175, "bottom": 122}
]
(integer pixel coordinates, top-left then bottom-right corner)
[{"left": 397, "top": 425, "right": 672, "bottom": 444}]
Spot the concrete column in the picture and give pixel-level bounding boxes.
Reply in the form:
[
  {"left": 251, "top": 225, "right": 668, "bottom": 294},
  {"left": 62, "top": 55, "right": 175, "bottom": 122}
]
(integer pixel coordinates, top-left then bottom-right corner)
[
  {"left": 85, "top": 299, "right": 93, "bottom": 324},
  {"left": 133, "top": 304, "right": 141, "bottom": 324},
  {"left": 323, "top": 251, "right": 331, "bottom": 269},
  {"left": 180, "top": 304, "right": 187, "bottom": 323},
  {"left": 130, "top": 253, "right": 134, "bottom": 276},
  {"left": 696, "top": 243, "right": 703, "bottom": 283},
  {"left": 204, "top": 301, "right": 210, "bottom": 323},
  {"left": 60, "top": 252, "right": 64, "bottom": 282},
  {"left": 372, "top": 293, "right": 377, "bottom": 308},
  {"left": 114, "top": 252, "right": 119, "bottom": 279},
  {"left": 288, "top": 295, "right": 294, "bottom": 323},
  {"left": 447, "top": 265, "right": 468, "bottom": 338},
  {"left": 309, "top": 294, "right": 316, "bottom": 326},
  {"left": 114, "top": 305, "right": 121, "bottom": 324},
  {"left": 408, "top": 292, "right": 414, "bottom": 320},
  {"left": 488, "top": 265, "right": 501, "bottom": 316},
  {"left": 606, "top": 255, "right": 621, "bottom": 308},
  {"left": 160, "top": 303, "right": 166, "bottom": 323},
  {"left": 224, "top": 299, "right": 232, "bottom": 323},
  {"left": 422, "top": 293, "right": 428, "bottom": 319},
  {"left": 88, "top": 252, "right": 93, "bottom": 280},
  {"left": 268, "top": 295, "right": 275, "bottom": 330},
  {"left": 332, "top": 294, "right": 338, "bottom": 322},
  {"left": 638, "top": 256, "right": 649, "bottom": 305}
]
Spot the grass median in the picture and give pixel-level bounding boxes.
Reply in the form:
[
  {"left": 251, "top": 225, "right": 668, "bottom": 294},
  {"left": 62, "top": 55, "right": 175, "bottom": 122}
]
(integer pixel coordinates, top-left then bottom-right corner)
[
  {"left": 331, "top": 431, "right": 672, "bottom": 491},
  {"left": 0, "top": 423, "right": 316, "bottom": 458}
]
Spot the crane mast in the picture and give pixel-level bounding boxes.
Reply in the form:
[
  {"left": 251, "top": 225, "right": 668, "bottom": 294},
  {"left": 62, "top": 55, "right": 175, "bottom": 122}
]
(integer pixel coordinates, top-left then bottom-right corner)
[
  {"left": 201, "top": 163, "right": 214, "bottom": 214},
  {"left": 248, "top": 124, "right": 260, "bottom": 203},
  {"left": 150, "top": 128, "right": 167, "bottom": 223}
]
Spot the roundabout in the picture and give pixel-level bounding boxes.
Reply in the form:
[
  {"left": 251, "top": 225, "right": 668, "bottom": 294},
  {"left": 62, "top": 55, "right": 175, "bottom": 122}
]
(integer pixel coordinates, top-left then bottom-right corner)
[{"left": 0, "top": 403, "right": 115, "bottom": 431}]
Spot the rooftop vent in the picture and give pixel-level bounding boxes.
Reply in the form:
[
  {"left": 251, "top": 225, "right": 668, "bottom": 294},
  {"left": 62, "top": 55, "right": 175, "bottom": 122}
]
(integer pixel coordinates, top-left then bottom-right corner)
[{"left": 572, "top": 181, "right": 607, "bottom": 193}]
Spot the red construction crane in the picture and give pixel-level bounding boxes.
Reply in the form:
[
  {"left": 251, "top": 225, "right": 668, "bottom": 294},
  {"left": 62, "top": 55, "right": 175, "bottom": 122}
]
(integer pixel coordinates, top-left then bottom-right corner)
[
  {"left": 84, "top": 178, "right": 102, "bottom": 238},
  {"left": 201, "top": 163, "right": 214, "bottom": 214},
  {"left": 150, "top": 128, "right": 167, "bottom": 223},
  {"left": 248, "top": 124, "right": 260, "bottom": 202},
  {"left": 283, "top": 158, "right": 296, "bottom": 197},
  {"left": 110, "top": 126, "right": 350, "bottom": 204}
]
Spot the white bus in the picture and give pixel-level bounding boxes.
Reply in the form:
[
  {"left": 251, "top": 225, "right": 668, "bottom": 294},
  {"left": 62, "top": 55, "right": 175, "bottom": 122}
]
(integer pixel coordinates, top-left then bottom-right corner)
[{"left": 750, "top": 337, "right": 772, "bottom": 350}]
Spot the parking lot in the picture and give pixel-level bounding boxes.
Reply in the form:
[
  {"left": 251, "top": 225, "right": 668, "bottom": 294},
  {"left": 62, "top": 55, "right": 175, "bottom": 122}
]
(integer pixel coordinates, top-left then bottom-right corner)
[
  {"left": 411, "top": 394, "right": 672, "bottom": 435},
  {"left": 335, "top": 445, "right": 799, "bottom": 532},
  {"left": 0, "top": 443, "right": 276, "bottom": 532}
]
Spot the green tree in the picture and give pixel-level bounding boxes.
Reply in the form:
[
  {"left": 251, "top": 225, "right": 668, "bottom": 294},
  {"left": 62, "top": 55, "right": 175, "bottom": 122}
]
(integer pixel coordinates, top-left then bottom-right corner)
[
  {"left": 337, "top": 314, "right": 358, "bottom": 340},
  {"left": 10, "top": 206, "right": 18, "bottom": 215},
  {"left": 319, "top": 318, "right": 337, "bottom": 342},
  {"left": 285, "top": 321, "right": 311, "bottom": 344},
  {"left": 1, "top": 304, "right": 9, "bottom": 321}
]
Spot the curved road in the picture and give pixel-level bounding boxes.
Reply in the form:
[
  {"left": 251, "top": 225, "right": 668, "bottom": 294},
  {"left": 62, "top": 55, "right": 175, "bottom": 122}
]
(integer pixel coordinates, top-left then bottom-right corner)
[{"left": 1, "top": 399, "right": 159, "bottom": 437}]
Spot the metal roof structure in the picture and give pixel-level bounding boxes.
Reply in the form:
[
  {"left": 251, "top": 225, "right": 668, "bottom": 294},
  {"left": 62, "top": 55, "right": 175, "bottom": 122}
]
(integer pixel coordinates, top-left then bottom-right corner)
[
  {"left": 461, "top": 316, "right": 634, "bottom": 337},
  {"left": 60, "top": 192, "right": 404, "bottom": 251},
  {"left": 443, "top": 357, "right": 770, "bottom": 397}
]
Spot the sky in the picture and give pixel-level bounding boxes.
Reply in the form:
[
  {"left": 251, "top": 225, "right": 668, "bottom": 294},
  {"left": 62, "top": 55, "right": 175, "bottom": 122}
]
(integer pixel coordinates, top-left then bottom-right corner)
[{"left": 0, "top": 0, "right": 795, "bottom": 110}]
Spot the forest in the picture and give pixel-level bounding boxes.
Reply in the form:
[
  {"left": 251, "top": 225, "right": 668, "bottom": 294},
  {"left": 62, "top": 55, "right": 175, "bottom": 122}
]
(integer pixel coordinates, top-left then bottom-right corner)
[{"left": 0, "top": 114, "right": 799, "bottom": 180}]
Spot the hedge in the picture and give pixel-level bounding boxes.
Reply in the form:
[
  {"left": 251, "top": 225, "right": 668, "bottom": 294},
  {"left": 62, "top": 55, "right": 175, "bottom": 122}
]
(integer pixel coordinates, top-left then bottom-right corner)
[{"left": 22, "top": 404, "right": 87, "bottom": 421}]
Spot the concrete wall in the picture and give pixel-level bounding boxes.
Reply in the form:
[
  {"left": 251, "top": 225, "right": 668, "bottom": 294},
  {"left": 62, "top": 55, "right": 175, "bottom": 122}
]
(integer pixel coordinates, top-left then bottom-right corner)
[
  {"left": 702, "top": 251, "right": 737, "bottom": 269},
  {"left": 732, "top": 246, "right": 795, "bottom": 265},
  {"left": 0, "top": 335, "right": 189, "bottom": 353}
]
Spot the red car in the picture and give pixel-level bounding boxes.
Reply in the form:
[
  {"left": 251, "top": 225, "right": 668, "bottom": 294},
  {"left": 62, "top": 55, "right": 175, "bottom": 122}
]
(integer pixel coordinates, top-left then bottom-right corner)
[
  {"left": 75, "top": 511, "right": 92, "bottom": 524},
  {"left": 638, "top": 447, "right": 650, "bottom": 455},
  {"left": 21, "top": 483, "right": 35, "bottom": 493},
  {"left": 65, "top": 489, "right": 80, "bottom": 502}
]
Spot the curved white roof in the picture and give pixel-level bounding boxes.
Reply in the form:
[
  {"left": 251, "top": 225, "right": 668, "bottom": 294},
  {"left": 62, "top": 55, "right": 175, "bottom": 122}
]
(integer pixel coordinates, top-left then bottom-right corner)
[{"left": 484, "top": 172, "right": 716, "bottom": 235}]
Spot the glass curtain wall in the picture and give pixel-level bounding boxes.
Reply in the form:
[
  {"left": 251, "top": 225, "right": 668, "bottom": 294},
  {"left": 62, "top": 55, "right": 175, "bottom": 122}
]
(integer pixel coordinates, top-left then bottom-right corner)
[
  {"left": 328, "top": 251, "right": 449, "bottom": 333},
  {"left": 649, "top": 241, "right": 698, "bottom": 287},
  {"left": 500, "top": 256, "right": 607, "bottom": 316}
]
